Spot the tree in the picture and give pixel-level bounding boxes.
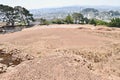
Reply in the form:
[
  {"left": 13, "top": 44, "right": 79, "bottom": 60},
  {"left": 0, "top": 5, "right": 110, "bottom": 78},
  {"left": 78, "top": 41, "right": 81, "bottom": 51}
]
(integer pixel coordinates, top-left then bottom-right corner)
[
  {"left": 72, "top": 13, "right": 84, "bottom": 24},
  {"left": 0, "top": 4, "right": 34, "bottom": 26},
  {"left": 14, "top": 6, "right": 34, "bottom": 26},
  {"left": 84, "top": 17, "right": 89, "bottom": 24},
  {"left": 22, "top": 7, "right": 34, "bottom": 26},
  {"left": 65, "top": 14, "right": 73, "bottom": 24},
  {"left": 0, "top": 4, "right": 15, "bottom": 26}
]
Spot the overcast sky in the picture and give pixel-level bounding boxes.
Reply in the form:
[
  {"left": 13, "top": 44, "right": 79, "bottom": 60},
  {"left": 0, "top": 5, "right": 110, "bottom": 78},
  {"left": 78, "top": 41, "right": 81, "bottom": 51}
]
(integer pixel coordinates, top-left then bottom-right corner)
[{"left": 0, "top": 0, "right": 120, "bottom": 9}]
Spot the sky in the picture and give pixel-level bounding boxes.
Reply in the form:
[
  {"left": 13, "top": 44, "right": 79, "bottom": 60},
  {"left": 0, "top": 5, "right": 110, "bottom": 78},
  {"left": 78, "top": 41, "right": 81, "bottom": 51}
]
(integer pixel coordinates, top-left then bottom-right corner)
[{"left": 0, "top": 0, "right": 120, "bottom": 9}]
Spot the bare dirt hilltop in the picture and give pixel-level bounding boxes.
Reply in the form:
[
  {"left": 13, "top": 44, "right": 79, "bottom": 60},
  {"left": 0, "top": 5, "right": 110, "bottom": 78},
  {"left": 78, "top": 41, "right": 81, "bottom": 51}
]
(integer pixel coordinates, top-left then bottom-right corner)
[{"left": 0, "top": 24, "right": 120, "bottom": 80}]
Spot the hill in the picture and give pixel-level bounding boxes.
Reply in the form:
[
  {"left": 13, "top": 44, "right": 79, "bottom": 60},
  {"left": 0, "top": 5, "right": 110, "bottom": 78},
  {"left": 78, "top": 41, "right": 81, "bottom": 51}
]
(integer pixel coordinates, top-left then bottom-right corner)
[
  {"left": 0, "top": 24, "right": 120, "bottom": 80},
  {"left": 30, "top": 6, "right": 120, "bottom": 21}
]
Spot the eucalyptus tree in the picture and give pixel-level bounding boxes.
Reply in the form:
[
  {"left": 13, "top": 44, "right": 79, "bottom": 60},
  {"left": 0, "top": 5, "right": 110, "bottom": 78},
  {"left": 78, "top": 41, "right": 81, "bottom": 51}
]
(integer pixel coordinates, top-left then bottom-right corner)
[
  {"left": 0, "top": 4, "right": 15, "bottom": 26},
  {"left": 72, "top": 13, "right": 84, "bottom": 24},
  {"left": 0, "top": 4, "right": 34, "bottom": 26},
  {"left": 14, "top": 6, "right": 34, "bottom": 26}
]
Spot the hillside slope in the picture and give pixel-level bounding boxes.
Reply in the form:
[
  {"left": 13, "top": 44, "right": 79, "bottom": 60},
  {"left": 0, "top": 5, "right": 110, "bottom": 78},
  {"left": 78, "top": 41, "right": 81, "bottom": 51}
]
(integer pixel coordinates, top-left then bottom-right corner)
[{"left": 0, "top": 24, "right": 120, "bottom": 80}]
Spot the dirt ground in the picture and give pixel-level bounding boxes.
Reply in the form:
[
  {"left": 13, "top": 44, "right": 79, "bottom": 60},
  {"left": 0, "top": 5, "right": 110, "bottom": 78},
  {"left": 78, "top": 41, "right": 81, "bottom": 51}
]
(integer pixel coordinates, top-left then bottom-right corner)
[{"left": 0, "top": 24, "right": 120, "bottom": 80}]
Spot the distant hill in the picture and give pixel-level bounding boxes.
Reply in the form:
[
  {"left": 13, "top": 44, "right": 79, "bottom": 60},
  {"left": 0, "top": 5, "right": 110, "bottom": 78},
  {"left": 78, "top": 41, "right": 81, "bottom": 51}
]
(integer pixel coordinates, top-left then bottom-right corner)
[
  {"left": 30, "top": 6, "right": 120, "bottom": 20},
  {"left": 30, "top": 6, "right": 83, "bottom": 19}
]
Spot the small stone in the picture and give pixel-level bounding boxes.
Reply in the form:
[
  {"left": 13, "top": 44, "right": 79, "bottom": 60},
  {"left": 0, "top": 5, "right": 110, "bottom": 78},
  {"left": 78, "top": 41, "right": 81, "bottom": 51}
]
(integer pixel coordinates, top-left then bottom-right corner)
[{"left": 0, "top": 63, "right": 7, "bottom": 73}]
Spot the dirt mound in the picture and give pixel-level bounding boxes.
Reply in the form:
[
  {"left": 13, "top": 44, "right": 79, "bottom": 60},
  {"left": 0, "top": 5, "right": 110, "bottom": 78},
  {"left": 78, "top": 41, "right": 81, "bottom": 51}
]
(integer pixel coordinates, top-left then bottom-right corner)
[
  {"left": 0, "top": 24, "right": 120, "bottom": 80},
  {"left": 0, "top": 48, "right": 34, "bottom": 73},
  {"left": 0, "top": 53, "right": 108, "bottom": 80},
  {"left": 95, "top": 27, "right": 113, "bottom": 31}
]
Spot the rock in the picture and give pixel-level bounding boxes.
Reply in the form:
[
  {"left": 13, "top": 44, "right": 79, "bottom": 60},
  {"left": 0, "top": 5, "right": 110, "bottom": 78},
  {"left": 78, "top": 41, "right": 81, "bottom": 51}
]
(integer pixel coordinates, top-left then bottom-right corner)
[{"left": 0, "top": 63, "right": 7, "bottom": 73}]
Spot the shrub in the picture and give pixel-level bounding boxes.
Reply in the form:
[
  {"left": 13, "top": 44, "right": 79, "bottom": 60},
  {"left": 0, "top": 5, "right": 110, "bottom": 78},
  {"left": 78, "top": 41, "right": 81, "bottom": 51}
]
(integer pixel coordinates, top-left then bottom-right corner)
[
  {"left": 89, "top": 19, "right": 96, "bottom": 26},
  {"left": 108, "top": 18, "right": 120, "bottom": 27},
  {"left": 96, "top": 20, "right": 108, "bottom": 26},
  {"left": 39, "top": 18, "right": 50, "bottom": 25},
  {"left": 65, "top": 14, "right": 73, "bottom": 24},
  {"left": 51, "top": 19, "right": 65, "bottom": 24},
  {"left": 89, "top": 19, "right": 108, "bottom": 26}
]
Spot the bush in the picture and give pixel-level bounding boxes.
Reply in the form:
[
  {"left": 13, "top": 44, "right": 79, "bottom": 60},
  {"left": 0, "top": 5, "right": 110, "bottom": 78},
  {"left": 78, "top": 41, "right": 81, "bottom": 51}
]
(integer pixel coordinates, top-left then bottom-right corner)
[
  {"left": 39, "top": 18, "right": 50, "bottom": 25},
  {"left": 65, "top": 14, "right": 73, "bottom": 24},
  {"left": 89, "top": 19, "right": 96, "bottom": 26},
  {"left": 51, "top": 19, "right": 65, "bottom": 24},
  {"left": 89, "top": 19, "right": 108, "bottom": 26},
  {"left": 108, "top": 18, "right": 120, "bottom": 27},
  {"left": 96, "top": 20, "right": 108, "bottom": 26},
  {"left": 42, "top": 21, "right": 50, "bottom": 25}
]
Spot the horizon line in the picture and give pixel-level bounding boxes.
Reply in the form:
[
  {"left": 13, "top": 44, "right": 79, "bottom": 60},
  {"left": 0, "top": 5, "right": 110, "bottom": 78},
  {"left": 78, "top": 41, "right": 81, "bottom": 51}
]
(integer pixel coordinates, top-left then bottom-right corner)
[{"left": 29, "top": 5, "right": 120, "bottom": 10}]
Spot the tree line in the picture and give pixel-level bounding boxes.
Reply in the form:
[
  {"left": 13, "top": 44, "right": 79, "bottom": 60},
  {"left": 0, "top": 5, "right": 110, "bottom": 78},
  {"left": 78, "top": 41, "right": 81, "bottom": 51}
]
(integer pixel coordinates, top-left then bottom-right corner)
[
  {"left": 0, "top": 4, "right": 119, "bottom": 28},
  {"left": 0, "top": 4, "right": 34, "bottom": 26},
  {"left": 39, "top": 12, "right": 120, "bottom": 28},
  {"left": 39, "top": 13, "right": 89, "bottom": 25}
]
